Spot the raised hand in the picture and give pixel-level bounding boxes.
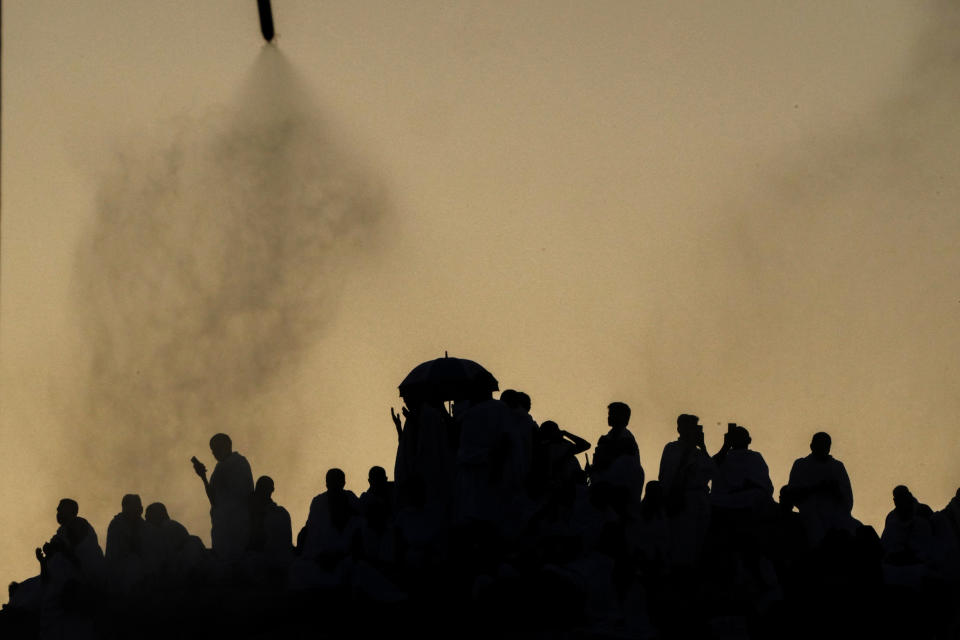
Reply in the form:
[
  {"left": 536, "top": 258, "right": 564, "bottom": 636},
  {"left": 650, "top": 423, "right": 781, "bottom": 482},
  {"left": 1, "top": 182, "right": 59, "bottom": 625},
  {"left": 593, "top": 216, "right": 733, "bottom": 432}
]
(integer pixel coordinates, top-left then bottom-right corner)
[
  {"left": 191, "top": 456, "right": 207, "bottom": 479},
  {"left": 391, "top": 408, "right": 403, "bottom": 438}
]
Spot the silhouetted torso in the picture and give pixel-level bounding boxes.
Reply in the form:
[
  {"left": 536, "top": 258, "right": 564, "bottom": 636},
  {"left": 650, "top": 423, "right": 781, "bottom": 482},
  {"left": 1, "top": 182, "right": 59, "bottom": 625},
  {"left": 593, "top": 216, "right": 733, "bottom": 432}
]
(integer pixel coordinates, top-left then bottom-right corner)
[
  {"left": 249, "top": 494, "right": 293, "bottom": 556},
  {"left": 711, "top": 448, "right": 774, "bottom": 510},
  {"left": 209, "top": 451, "right": 254, "bottom": 557},
  {"left": 786, "top": 452, "right": 856, "bottom": 546},
  {"left": 105, "top": 513, "right": 142, "bottom": 563}
]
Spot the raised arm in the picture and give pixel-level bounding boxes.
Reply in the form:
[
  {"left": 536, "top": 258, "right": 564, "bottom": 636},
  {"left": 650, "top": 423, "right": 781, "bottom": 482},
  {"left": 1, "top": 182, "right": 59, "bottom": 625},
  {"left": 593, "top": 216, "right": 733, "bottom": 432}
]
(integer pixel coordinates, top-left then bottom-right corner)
[
  {"left": 561, "top": 430, "right": 591, "bottom": 456},
  {"left": 192, "top": 456, "right": 214, "bottom": 506},
  {"left": 391, "top": 408, "right": 403, "bottom": 440}
]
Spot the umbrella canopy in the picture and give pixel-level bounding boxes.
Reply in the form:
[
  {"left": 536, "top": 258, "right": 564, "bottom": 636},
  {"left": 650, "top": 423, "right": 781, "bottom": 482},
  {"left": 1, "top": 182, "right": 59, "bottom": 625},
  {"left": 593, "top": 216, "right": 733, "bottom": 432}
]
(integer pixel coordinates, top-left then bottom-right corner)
[{"left": 398, "top": 356, "right": 498, "bottom": 400}]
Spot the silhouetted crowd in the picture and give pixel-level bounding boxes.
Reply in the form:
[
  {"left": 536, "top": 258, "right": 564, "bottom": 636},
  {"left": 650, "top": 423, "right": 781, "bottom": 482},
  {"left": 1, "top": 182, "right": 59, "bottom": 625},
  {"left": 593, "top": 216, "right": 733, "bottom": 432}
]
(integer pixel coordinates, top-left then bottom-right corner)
[{"left": 4, "top": 388, "right": 960, "bottom": 639}]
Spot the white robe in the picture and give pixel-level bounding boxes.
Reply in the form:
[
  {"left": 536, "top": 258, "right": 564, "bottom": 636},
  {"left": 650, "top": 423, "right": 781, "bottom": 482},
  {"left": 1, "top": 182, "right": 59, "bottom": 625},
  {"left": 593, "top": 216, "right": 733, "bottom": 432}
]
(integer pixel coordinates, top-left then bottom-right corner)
[
  {"left": 301, "top": 490, "right": 361, "bottom": 560},
  {"left": 711, "top": 449, "right": 774, "bottom": 511},
  {"left": 881, "top": 508, "right": 937, "bottom": 588},
  {"left": 658, "top": 440, "right": 716, "bottom": 566},
  {"left": 56, "top": 519, "right": 105, "bottom": 589},
  {"left": 415, "top": 403, "right": 456, "bottom": 508},
  {"left": 262, "top": 504, "right": 293, "bottom": 558},
  {"left": 243, "top": 501, "right": 293, "bottom": 583},
  {"left": 208, "top": 451, "right": 254, "bottom": 558},
  {"left": 455, "top": 399, "right": 513, "bottom": 525},
  {"left": 142, "top": 518, "right": 198, "bottom": 583},
  {"left": 289, "top": 502, "right": 362, "bottom": 590},
  {"left": 882, "top": 509, "right": 934, "bottom": 562},
  {"left": 105, "top": 514, "right": 144, "bottom": 594},
  {"left": 502, "top": 410, "right": 536, "bottom": 492},
  {"left": 786, "top": 453, "right": 857, "bottom": 546},
  {"left": 395, "top": 403, "right": 456, "bottom": 509}
]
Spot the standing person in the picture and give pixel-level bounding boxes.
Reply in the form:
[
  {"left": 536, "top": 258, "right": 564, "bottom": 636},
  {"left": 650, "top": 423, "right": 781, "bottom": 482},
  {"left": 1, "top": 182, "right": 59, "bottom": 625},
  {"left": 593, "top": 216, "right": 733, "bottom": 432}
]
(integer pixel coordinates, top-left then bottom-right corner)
[
  {"left": 192, "top": 433, "right": 254, "bottom": 559},
  {"left": 532, "top": 420, "right": 591, "bottom": 497},
  {"left": 709, "top": 425, "right": 775, "bottom": 549},
  {"left": 392, "top": 394, "right": 421, "bottom": 501},
  {"left": 591, "top": 403, "right": 642, "bottom": 478},
  {"left": 393, "top": 395, "right": 454, "bottom": 511},
  {"left": 658, "top": 413, "right": 716, "bottom": 567},
  {"left": 453, "top": 388, "right": 515, "bottom": 529},
  {"left": 782, "top": 431, "right": 857, "bottom": 547},
  {"left": 500, "top": 389, "right": 537, "bottom": 496},
  {"left": 590, "top": 402, "right": 644, "bottom": 516}
]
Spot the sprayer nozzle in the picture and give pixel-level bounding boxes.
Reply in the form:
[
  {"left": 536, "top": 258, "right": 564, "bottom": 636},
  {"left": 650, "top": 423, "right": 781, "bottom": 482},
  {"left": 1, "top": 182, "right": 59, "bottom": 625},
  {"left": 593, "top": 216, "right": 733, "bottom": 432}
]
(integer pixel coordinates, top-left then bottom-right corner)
[{"left": 257, "top": 0, "right": 275, "bottom": 43}]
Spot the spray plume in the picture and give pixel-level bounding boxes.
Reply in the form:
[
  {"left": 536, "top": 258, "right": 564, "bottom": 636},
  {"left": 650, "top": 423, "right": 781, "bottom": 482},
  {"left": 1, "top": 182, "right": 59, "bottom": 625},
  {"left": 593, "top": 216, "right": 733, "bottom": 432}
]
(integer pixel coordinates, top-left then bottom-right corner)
[{"left": 69, "top": 47, "right": 386, "bottom": 538}]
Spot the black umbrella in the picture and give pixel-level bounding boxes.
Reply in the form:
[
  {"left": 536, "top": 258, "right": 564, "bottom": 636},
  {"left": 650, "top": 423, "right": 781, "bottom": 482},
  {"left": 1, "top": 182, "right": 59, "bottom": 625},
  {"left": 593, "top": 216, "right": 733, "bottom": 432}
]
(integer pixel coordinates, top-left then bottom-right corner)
[{"left": 398, "top": 355, "right": 498, "bottom": 400}]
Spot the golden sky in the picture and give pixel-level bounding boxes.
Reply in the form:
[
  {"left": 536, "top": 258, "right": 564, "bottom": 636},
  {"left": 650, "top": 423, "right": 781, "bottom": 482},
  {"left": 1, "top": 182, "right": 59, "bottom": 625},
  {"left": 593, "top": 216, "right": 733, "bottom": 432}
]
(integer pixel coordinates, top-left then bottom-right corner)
[{"left": 2, "top": 1, "right": 958, "bottom": 594}]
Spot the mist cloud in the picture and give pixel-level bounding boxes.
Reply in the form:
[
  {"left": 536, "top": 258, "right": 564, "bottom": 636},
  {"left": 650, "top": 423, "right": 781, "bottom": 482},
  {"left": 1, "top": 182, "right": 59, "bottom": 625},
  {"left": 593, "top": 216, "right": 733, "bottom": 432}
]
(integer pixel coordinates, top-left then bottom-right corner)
[
  {"left": 636, "top": 1, "right": 960, "bottom": 520},
  {"left": 70, "top": 48, "right": 387, "bottom": 532}
]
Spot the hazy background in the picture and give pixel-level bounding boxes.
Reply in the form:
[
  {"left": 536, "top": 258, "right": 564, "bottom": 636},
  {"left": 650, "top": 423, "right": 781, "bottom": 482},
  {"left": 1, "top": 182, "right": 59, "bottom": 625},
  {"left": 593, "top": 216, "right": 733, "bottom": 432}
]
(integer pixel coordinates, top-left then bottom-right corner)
[{"left": 2, "top": 1, "right": 958, "bottom": 595}]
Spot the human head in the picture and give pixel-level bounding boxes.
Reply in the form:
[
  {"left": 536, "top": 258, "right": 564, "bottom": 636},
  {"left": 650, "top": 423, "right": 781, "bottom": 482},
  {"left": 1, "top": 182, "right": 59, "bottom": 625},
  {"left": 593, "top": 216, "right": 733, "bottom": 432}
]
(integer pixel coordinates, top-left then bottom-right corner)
[
  {"left": 607, "top": 402, "right": 631, "bottom": 429},
  {"left": 892, "top": 485, "right": 915, "bottom": 510},
  {"left": 893, "top": 485, "right": 920, "bottom": 522},
  {"left": 676, "top": 414, "right": 702, "bottom": 441},
  {"left": 121, "top": 494, "right": 143, "bottom": 519},
  {"left": 255, "top": 476, "right": 275, "bottom": 499},
  {"left": 56, "top": 499, "right": 79, "bottom": 525},
  {"left": 209, "top": 433, "right": 233, "bottom": 462},
  {"left": 540, "top": 420, "right": 560, "bottom": 440},
  {"left": 368, "top": 466, "right": 387, "bottom": 488},
  {"left": 144, "top": 502, "right": 169, "bottom": 524},
  {"left": 810, "top": 432, "right": 832, "bottom": 458},
  {"left": 326, "top": 468, "right": 346, "bottom": 492},
  {"left": 500, "top": 389, "right": 520, "bottom": 409},
  {"left": 730, "top": 425, "right": 751, "bottom": 450},
  {"left": 517, "top": 392, "right": 531, "bottom": 414}
]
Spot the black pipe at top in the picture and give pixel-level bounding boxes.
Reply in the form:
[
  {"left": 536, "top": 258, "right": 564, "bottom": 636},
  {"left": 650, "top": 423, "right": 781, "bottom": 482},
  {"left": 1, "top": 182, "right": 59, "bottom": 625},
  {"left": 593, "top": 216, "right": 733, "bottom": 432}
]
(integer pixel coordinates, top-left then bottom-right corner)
[{"left": 258, "top": 0, "right": 275, "bottom": 42}]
